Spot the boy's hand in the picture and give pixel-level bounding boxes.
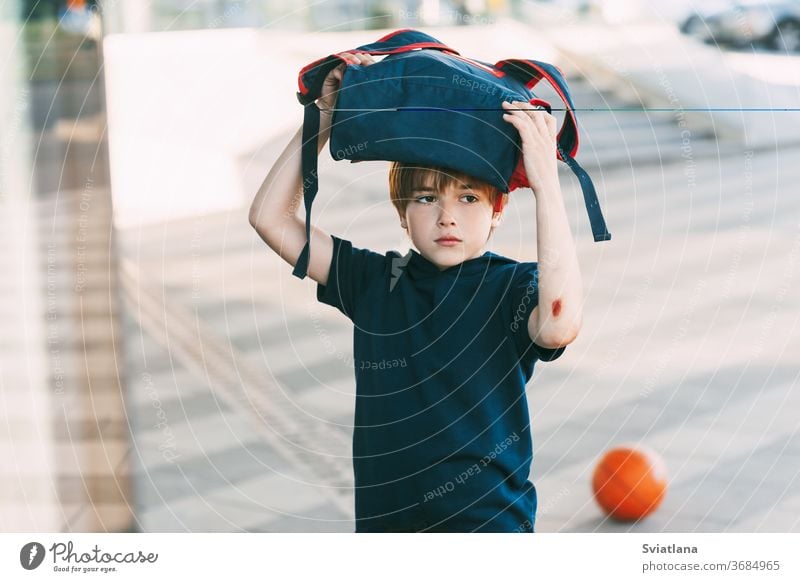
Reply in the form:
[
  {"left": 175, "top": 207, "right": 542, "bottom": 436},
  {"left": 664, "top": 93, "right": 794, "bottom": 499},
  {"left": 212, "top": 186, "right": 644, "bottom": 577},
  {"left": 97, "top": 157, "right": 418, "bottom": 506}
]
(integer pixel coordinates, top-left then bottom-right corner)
[
  {"left": 501, "top": 100, "right": 559, "bottom": 198},
  {"left": 317, "top": 52, "right": 377, "bottom": 114}
]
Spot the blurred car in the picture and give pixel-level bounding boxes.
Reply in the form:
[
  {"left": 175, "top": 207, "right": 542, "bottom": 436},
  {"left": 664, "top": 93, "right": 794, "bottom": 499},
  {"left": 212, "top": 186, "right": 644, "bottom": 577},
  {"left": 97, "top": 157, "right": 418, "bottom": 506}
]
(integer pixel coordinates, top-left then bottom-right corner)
[
  {"left": 594, "top": 0, "right": 745, "bottom": 28},
  {"left": 680, "top": 0, "right": 800, "bottom": 52}
]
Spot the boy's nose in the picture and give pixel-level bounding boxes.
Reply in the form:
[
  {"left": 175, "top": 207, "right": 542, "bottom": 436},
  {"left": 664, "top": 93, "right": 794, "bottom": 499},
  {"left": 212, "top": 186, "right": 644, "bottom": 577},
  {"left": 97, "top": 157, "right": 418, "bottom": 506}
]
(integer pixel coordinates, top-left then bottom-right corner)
[
  {"left": 437, "top": 209, "right": 456, "bottom": 226},
  {"left": 436, "top": 198, "right": 458, "bottom": 225}
]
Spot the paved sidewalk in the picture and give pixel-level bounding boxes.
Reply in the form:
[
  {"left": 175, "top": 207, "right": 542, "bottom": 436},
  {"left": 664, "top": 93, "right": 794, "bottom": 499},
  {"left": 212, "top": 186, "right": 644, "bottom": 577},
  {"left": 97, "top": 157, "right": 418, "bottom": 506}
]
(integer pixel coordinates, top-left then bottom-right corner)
[{"left": 118, "top": 80, "right": 800, "bottom": 533}]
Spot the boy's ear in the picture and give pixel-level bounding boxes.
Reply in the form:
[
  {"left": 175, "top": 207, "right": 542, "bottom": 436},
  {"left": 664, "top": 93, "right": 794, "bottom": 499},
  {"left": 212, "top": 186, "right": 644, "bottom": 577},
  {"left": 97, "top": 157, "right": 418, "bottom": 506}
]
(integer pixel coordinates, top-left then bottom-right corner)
[
  {"left": 491, "top": 193, "right": 508, "bottom": 226},
  {"left": 399, "top": 207, "right": 411, "bottom": 230}
]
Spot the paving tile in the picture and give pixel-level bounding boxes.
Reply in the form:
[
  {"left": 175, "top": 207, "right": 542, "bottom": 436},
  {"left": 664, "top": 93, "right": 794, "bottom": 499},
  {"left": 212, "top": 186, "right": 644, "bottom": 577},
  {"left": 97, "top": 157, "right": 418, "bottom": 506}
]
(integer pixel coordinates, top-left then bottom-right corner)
[
  {"left": 129, "top": 389, "right": 232, "bottom": 428},
  {"left": 138, "top": 470, "right": 346, "bottom": 532},
  {"left": 213, "top": 470, "right": 351, "bottom": 518},
  {"left": 138, "top": 496, "right": 252, "bottom": 532},
  {"left": 246, "top": 502, "right": 353, "bottom": 533},
  {"left": 130, "top": 409, "right": 268, "bottom": 470},
  {"left": 272, "top": 355, "right": 356, "bottom": 394},
  {"left": 133, "top": 440, "right": 292, "bottom": 508}
]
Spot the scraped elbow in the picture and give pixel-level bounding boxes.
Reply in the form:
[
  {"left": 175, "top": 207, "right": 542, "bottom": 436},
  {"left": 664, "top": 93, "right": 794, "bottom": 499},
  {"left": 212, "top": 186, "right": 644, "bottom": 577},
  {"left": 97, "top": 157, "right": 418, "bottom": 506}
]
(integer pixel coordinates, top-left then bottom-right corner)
[{"left": 537, "top": 319, "right": 582, "bottom": 349}]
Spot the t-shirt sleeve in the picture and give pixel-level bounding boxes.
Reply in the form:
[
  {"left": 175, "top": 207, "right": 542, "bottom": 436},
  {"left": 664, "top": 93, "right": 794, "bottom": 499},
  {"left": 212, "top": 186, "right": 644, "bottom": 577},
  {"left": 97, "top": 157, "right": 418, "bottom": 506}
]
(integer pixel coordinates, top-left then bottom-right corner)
[
  {"left": 507, "top": 262, "right": 566, "bottom": 363},
  {"left": 316, "top": 235, "right": 389, "bottom": 320}
]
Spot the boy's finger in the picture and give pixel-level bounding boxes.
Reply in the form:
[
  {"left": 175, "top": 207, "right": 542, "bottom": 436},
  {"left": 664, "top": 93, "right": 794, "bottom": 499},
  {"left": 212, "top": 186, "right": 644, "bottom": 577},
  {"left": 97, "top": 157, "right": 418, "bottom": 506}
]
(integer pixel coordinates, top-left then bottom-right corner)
[
  {"left": 345, "top": 52, "right": 368, "bottom": 64},
  {"left": 502, "top": 101, "right": 526, "bottom": 115},
  {"left": 531, "top": 110, "right": 549, "bottom": 134},
  {"left": 545, "top": 113, "right": 557, "bottom": 136}
]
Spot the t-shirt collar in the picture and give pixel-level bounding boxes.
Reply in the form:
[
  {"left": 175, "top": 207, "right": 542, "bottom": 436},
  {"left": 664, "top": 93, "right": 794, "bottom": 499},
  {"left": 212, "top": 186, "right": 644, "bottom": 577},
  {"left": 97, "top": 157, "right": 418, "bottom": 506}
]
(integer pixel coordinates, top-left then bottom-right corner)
[{"left": 406, "top": 248, "right": 501, "bottom": 280}]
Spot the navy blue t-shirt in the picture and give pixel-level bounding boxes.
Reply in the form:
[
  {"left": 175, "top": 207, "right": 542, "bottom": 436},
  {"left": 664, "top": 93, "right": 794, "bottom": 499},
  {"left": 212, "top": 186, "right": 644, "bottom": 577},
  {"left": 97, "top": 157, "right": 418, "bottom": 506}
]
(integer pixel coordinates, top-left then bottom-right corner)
[{"left": 316, "top": 235, "right": 565, "bottom": 532}]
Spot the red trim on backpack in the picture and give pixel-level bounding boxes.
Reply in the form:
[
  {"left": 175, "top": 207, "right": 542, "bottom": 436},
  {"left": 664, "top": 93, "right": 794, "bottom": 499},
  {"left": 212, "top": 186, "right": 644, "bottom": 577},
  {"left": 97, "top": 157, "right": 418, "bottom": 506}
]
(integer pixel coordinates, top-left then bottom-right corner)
[
  {"left": 298, "top": 55, "right": 327, "bottom": 95},
  {"left": 494, "top": 59, "right": 543, "bottom": 89},
  {"left": 366, "top": 42, "right": 459, "bottom": 55},
  {"left": 508, "top": 154, "right": 529, "bottom": 192},
  {"left": 297, "top": 54, "right": 350, "bottom": 95},
  {"left": 525, "top": 76, "right": 542, "bottom": 90},
  {"left": 530, "top": 98, "right": 551, "bottom": 111},
  {"left": 493, "top": 59, "right": 580, "bottom": 162},
  {"left": 373, "top": 30, "right": 458, "bottom": 53},
  {"left": 518, "top": 60, "right": 579, "bottom": 160},
  {"left": 447, "top": 53, "right": 505, "bottom": 78}
]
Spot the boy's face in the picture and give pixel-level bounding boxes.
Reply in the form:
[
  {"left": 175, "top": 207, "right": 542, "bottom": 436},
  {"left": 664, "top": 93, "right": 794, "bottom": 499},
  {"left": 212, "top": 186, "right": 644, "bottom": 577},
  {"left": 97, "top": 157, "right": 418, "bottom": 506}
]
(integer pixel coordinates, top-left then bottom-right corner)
[{"left": 400, "top": 175, "right": 502, "bottom": 270}]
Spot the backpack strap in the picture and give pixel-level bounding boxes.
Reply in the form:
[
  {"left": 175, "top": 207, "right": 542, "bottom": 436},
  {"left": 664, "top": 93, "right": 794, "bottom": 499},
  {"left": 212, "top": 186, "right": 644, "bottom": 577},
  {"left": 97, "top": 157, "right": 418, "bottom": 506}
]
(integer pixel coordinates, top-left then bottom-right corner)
[
  {"left": 293, "top": 30, "right": 456, "bottom": 280},
  {"left": 496, "top": 59, "right": 611, "bottom": 242},
  {"left": 290, "top": 101, "right": 323, "bottom": 279}
]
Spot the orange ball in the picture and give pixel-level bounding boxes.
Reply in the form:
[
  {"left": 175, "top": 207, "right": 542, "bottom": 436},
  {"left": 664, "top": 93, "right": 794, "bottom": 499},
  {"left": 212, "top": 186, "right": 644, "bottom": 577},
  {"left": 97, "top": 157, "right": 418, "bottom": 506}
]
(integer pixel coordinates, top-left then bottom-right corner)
[{"left": 592, "top": 446, "right": 668, "bottom": 521}]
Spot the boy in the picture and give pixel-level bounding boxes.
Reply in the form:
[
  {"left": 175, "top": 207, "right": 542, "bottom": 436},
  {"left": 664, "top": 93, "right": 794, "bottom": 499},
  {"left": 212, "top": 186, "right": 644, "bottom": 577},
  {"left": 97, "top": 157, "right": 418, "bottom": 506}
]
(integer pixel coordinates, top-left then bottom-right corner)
[{"left": 249, "top": 52, "right": 583, "bottom": 532}]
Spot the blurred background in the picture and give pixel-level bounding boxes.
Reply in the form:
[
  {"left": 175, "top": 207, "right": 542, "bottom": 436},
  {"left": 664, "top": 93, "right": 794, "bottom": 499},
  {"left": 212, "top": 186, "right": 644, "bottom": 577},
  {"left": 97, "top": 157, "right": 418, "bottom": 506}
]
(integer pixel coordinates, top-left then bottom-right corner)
[{"left": 1, "top": 0, "right": 798, "bottom": 532}]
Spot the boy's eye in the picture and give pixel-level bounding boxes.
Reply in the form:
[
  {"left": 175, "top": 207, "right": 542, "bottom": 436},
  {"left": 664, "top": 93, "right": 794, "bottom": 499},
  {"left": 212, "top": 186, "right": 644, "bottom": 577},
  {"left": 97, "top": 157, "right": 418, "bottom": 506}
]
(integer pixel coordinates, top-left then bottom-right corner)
[{"left": 413, "top": 194, "right": 479, "bottom": 204}]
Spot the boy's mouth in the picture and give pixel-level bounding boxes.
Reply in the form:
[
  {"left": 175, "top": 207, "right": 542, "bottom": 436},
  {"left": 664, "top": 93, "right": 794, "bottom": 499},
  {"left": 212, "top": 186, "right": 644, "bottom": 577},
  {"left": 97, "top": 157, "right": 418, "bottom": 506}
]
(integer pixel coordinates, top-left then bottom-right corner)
[{"left": 435, "top": 235, "right": 462, "bottom": 246}]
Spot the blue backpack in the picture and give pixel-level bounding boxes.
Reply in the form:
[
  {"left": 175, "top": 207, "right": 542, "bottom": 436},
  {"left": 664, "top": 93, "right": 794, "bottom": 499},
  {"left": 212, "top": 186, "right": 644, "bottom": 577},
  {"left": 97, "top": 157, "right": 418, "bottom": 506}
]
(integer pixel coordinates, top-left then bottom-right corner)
[{"left": 292, "top": 29, "right": 610, "bottom": 280}]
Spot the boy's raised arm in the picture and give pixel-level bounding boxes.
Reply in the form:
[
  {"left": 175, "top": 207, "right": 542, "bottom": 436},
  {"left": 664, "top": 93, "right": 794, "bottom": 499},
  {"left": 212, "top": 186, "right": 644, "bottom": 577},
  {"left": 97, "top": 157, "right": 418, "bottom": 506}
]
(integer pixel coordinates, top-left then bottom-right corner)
[
  {"left": 248, "top": 52, "right": 375, "bottom": 287},
  {"left": 501, "top": 100, "right": 584, "bottom": 349},
  {"left": 248, "top": 110, "right": 336, "bottom": 286}
]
